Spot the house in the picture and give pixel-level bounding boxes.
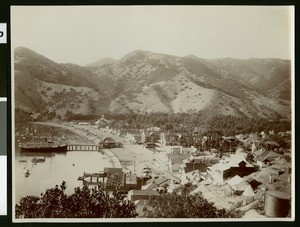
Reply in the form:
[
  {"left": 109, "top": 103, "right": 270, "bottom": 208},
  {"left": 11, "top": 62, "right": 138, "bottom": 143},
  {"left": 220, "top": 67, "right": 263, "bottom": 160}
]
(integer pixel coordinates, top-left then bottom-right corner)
[
  {"left": 95, "top": 115, "right": 109, "bottom": 129},
  {"left": 181, "top": 169, "right": 201, "bottom": 185},
  {"left": 257, "top": 156, "right": 271, "bottom": 169},
  {"left": 265, "top": 140, "right": 281, "bottom": 150},
  {"left": 245, "top": 176, "right": 261, "bottom": 190},
  {"left": 275, "top": 158, "right": 292, "bottom": 174},
  {"left": 125, "top": 132, "right": 142, "bottom": 144},
  {"left": 207, "top": 154, "right": 256, "bottom": 185},
  {"left": 143, "top": 176, "right": 171, "bottom": 191},
  {"left": 244, "top": 162, "right": 289, "bottom": 189},
  {"left": 145, "top": 142, "right": 157, "bottom": 148},
  {"left": 101, "top": 137, "right": 119, "bottom": 148},
  {"left": 164, "top": 133, "right": 182, "bottom": 146},
  {"left": 142, "top": 131, "right": 160, "bottom": 148},
  {"left": 185, "top": 159, "right": 219, "bottom": 172},
  {"left": 256, "top": 150, "right": 283, "bottom": 165},
  {"left": 220, "top": 136, "right": 239, "bottom": 153},
  {"left": 164, "top": 145, "right": 183, "bottom": 154},
  {"left": 235, "top": 147, "right": 247, "bottom": 157},
  {"left": 226, "top": 175, "right": 254, "bottom": 196},
  {"left": 251, "top": 141, "right": 261, "bottom": 153},
  {"left": 182, "top": 155, "right": 220, "bottom": 176},
  {"left": 124, "top": 173, "right": 138, "bottom": 190},
  {"left": 166, "top": 153, "right": 190, "bottom": 173},
  {"left": 155, "top": 150, "right": 192, "bottom": 174},
  {"left": 253, "top": 149, "right": 265, "bottom": 158}
]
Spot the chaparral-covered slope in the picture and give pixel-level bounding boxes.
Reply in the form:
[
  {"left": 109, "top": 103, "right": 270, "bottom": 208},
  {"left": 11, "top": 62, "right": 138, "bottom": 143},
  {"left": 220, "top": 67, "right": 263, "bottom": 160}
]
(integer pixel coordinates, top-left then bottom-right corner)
[{"left": 14, "top": 47, "right": 291, "bottom": 119}]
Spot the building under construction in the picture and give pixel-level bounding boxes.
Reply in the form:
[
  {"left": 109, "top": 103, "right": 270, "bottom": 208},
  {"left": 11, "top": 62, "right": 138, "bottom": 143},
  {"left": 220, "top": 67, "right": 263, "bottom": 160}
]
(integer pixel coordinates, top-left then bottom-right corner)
[{"left": 78, "top": 167, "right": 142, "bottom": 192}]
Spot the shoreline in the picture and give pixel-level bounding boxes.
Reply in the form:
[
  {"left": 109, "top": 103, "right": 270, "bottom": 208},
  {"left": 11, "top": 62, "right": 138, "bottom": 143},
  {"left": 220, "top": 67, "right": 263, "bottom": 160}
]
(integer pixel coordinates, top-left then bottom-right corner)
[
  {"left": 32, "top": 121, "right": 161, "bottom": 178},
  {"left": 32, "top": 121, "right": 122, "bottom": 168}
]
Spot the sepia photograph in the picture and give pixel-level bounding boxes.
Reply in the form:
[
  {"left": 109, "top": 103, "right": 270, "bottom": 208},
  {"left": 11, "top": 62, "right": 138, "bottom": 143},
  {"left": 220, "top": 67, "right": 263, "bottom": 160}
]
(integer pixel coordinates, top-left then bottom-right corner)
[{"left": 11, "top": 5, "right": 294, "bottom": 222}]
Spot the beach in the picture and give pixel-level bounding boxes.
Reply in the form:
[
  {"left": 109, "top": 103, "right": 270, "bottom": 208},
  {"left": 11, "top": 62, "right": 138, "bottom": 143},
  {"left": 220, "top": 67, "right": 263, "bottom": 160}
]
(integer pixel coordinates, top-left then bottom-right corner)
[{"left": 33, "top": 121, "right": 159, "bottom": 176}]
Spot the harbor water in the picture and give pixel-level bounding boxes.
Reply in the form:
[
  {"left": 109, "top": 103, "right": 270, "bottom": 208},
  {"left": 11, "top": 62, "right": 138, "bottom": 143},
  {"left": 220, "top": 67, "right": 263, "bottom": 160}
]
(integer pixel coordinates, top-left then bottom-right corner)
[{"left": 14, "top": 122, "right": 112, "bottom": 203}]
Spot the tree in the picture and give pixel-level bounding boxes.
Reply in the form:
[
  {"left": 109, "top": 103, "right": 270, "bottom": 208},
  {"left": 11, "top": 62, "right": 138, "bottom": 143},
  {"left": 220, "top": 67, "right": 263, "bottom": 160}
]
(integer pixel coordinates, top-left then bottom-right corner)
[
  {"left": 143, "top": 193, "right": 243, "bottom": 218},
  {"left": 15, "top": 181, "right": 137, "bottom": 218}
]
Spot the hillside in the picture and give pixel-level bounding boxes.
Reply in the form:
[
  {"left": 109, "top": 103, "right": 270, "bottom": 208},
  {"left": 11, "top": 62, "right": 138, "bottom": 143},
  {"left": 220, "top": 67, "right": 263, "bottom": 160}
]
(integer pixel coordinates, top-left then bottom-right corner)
[
  {"left": 185, "top": 55, "right": 291, "bottom": 100},
  {"left": 14, "top": 47, "right": 109, "bottom": 117},
  {"left": 14, "top": 47, "right": 291, "bottom": 120}
]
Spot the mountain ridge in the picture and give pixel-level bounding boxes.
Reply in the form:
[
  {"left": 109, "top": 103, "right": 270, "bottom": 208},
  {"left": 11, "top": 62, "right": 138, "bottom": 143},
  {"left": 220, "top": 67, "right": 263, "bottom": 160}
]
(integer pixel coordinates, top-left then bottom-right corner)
[{"left": 14, "top": 47, "right": 291, "bottom": 120}]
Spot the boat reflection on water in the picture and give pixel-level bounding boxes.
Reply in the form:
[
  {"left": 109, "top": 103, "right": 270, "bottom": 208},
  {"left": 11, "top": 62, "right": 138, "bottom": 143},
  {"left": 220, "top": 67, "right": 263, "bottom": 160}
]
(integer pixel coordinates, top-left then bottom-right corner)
[
  {"left": 24, "top": 169, "right": 30, "bottom": 178},
  {"left": 18, "top": 151, "right": 58, "bottom": 158}
]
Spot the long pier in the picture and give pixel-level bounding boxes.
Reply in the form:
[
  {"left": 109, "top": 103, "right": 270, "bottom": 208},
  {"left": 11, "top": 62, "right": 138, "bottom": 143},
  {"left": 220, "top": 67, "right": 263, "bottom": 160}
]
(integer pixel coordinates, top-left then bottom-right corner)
[{"left": 67, "top": 144, "right": 103, "bottom": 151}]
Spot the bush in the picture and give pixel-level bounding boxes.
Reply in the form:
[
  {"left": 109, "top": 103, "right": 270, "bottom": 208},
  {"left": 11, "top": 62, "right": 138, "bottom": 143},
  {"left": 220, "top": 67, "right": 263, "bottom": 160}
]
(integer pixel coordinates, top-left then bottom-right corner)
[
  {"left": 143, "top": 192, "right": 244, "bottom": 218},
  {"left": 15, "top": 181, "right": 137, "bottom": 218}
]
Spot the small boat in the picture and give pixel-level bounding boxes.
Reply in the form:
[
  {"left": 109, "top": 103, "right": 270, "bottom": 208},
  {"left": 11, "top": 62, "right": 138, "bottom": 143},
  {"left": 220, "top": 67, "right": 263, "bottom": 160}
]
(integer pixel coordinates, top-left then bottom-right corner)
[
  {"left": 31, "top": 156, "right": 45, "bottom": 164},
  {"left": 25, "top": 170, "right": 30, "bottom": 177},
  {"left": 19, "top": 160, "right": 27, "bottom": 163}
]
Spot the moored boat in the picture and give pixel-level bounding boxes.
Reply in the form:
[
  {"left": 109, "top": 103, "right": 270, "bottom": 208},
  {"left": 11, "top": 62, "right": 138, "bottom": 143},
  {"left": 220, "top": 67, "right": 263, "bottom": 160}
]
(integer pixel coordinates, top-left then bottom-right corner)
[
  {"left": 19, "top": 137, "right": 68, "bottom": 153},
  {"left": 19, "top": 142, "right": 68, "bottom": 153}
]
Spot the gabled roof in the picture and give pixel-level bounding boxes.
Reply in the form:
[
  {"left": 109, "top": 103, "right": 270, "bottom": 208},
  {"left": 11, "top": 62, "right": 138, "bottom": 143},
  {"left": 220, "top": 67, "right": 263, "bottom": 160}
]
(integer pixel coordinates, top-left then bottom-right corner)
[
  {"left": 103, "top": 137, "right": 117, "bottom": 143},
  {"left": 257, "top": 156, "right": 270, "bottom": 162},
  {"left": 259, "top": 150, "right": 282, "bottom": 159},
  {"left": 242, "top": 185, "right": 255, "bottom": 196},
  {"left": 154, "top": 176, "right": 169, "bottom": 185},
  {"left": 209, "top": 154, "right": 253, "bottom": 172},
  {"left": 244, "top": 166, "right": 277, "bottom": 185},
  {"left": 226, "top": 154, "right": 253, "bottom": 168},
  {"left": 208, "top": 162, "right": 230, "bottom": 172},
  {"left": 254, "top": 149, "right": 265, "bottom": 157},
  {"left": 235, "top": 181, "right": 250, "bottom": 191},
  {"left": 227, "top": 175, "right": 244, "bottom": 186},
  {"left": 172, "top": 163, "right": 182, "bottom": 171},
  {"left": 227, "top": 175, "right": 250, "bottom": 191}
]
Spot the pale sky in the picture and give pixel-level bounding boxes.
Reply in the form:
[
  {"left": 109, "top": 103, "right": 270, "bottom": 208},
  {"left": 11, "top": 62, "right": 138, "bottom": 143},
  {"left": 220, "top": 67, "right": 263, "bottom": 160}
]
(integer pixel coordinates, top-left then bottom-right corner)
[{"left": 11, "top": 6, "right": 294, "bottom": 66}]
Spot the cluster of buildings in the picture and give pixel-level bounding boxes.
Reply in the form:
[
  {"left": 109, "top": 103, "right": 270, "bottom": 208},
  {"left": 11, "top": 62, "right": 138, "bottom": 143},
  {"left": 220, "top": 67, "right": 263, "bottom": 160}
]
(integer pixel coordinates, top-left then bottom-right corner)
[
  {"left": 123, "top": 129, "right": 292, "bottom": 218},
  {"left": 73, "top": 117, "right": 292, "bottom": 218}
]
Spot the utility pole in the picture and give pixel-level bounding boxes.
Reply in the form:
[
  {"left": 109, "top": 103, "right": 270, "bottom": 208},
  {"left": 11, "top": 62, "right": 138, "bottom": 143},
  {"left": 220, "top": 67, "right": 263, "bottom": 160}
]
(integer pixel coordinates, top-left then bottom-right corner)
[{"left": 133, "top": 160, "right": 135, "bottom": 174}]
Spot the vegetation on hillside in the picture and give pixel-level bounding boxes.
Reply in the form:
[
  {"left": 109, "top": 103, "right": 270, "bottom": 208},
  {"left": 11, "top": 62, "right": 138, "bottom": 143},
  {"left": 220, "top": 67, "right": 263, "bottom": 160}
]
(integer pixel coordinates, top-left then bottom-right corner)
[
  {"left": 143, "top": 192, "right": 244, "bottom": 218},
  {"left": 17, "top": 108, "right": 291, "bottom": 137},
  {"left": 105, "top": 113, "right": 291, "bottom": 135}
]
